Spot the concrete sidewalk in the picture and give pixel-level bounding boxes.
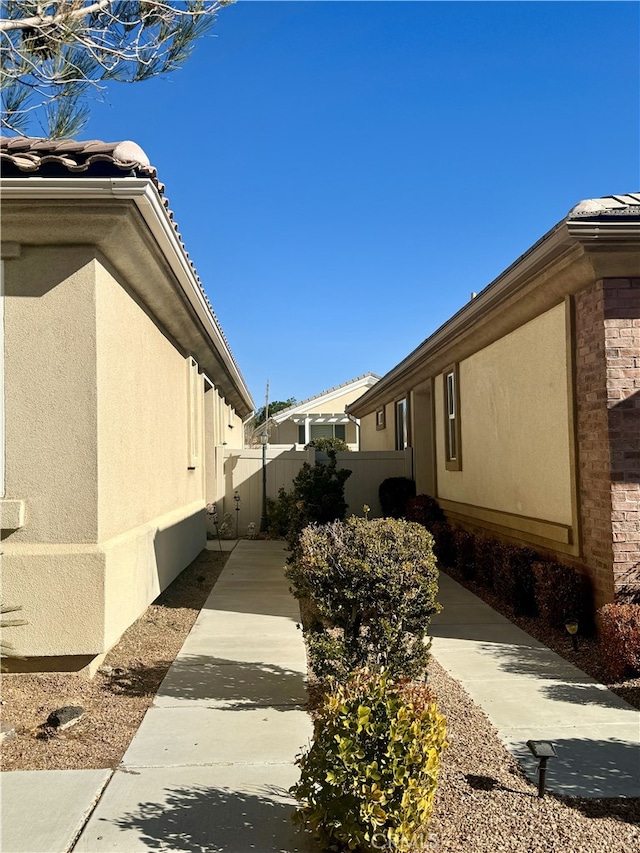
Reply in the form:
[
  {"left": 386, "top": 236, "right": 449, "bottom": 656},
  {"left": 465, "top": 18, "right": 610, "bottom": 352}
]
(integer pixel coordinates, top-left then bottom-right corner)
[
  {"left": 430, "top": 572, "right": 640, "bottom": 798},
  {"left": 3, "top": 544, "right": 639, "bottom": 853},
  {"left": 1, "top": 540, "right": 315, "bottom": 853}
]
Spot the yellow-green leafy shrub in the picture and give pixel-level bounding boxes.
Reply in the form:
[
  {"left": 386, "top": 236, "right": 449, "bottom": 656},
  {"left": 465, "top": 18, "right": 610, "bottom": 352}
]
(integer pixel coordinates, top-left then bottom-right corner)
[{"left": 291, "top": 669, "right": 447, "bottom": 852}]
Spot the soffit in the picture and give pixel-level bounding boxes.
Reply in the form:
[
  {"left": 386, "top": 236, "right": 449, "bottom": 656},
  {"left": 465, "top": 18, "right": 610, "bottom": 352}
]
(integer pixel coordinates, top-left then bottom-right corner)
[{"left": 1, "top": 137, "right": 253, "bottom": 417}]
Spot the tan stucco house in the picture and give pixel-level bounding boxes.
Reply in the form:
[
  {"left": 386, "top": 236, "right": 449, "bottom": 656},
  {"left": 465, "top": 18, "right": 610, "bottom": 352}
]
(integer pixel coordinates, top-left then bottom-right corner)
[
  {"left": 348, "top": 194, "right": 640, "bottom": 609},
  {"left": 268, "top": 373, "right": 380, "bottom": 449},
  {"left": 0, "top": 137, "right": 253, "bottom": 673}
]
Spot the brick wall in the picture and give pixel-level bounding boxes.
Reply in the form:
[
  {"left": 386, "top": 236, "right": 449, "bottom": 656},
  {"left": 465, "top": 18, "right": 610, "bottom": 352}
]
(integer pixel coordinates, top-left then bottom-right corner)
[
  {"left": 575, "top": 278, "right": 640, "bottom": 608},
  {"left": 605, "top": 279, "right": 640, "bottom": 600}
]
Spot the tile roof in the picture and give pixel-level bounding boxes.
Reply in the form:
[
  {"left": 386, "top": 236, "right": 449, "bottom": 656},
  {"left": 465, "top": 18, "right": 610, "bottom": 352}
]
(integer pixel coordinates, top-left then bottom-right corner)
[
  {"left": 0, "top": 136, "right": 243, "bottom": 383},
  {"left": 272, "top": 373, "right": 381, "bottom": 420},
  {"left": 568, "top": 192, "right": 640, "bottom": 218}
]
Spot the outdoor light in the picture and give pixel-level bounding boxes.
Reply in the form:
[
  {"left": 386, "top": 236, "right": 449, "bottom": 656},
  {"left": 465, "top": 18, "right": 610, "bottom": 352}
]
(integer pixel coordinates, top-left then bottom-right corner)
[
  {"left": 564, "top": 617, "right": 579, "bottom": 652},
  {"left": 233, "top": 490, "right": 241, "bottom": 539},
  {"left": 260, "top": 431, "right": 268, "bottom": 533},
  {"left": 526, "top": 740, "right": 557, "bottom": 798}
]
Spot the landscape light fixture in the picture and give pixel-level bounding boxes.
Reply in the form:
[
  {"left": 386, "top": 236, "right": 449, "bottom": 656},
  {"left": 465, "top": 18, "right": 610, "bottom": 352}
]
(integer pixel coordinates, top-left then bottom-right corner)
[
  {"left": 526, "top": 740, "right": 557, "bottom": 798},
  {"left": 233, "top": 490, "right": 241, "bottom": 539},
  {"left": 564, "top": 617, "right": 579, "bottom": 652},
  {"left": 260, "top": 432, "right": 268, "bottom": 533}
]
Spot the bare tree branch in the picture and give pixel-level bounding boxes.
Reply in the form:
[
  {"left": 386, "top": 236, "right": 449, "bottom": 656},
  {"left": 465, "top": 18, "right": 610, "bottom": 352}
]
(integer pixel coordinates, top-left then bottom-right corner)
[{"left": 0, "top": 1, "right": 112, "bottom": 33}]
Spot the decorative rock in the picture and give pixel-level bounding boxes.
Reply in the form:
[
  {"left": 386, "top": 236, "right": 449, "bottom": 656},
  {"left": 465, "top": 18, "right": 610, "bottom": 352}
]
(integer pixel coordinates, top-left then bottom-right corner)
[
  {"left": 0, "top": 723, "right": 16, "bottom": 743},
  {"left": 46, "top": 706, "right": 84, "bottom": 730}
]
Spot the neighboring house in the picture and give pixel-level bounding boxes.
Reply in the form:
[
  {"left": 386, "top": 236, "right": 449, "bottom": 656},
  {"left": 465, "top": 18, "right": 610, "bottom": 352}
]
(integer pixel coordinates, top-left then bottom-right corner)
[
  {"left": 268, "top": 373, "right": 380, "bottom": 449},
  {"left": 0, "top": 137, "right": 253, "bottom": 673},
  {"left": 348, "top": 193, "right": 639, "bottom": 610}
]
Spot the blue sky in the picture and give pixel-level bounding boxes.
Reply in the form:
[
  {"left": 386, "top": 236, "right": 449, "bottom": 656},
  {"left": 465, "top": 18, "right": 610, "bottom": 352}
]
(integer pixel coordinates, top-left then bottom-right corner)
[{"left": 80, "top": 2, "right": 639, "bottom": 408}]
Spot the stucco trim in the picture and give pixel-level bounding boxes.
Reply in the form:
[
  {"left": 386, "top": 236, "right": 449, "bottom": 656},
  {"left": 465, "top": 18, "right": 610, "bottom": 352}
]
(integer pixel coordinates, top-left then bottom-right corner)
[
  {"left": 439, "top": 498, "right": 579, "bottom": 554},
  {"left": 0, "top": 499, "right": 25, "bottom": 530}
]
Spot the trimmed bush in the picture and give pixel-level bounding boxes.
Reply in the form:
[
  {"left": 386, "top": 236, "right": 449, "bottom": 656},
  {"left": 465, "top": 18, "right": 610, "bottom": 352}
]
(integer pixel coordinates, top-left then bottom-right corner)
[
  {"left": 453, "top": 528, "right": 476, "bottom": 581},
  {"left": 267, "top": 457, "right": 351, "bottom": 547},
  {"left": 491, "top": 544, "right": 538, "bottom": 616},
  {"left": 286, "top": 516, "right": 440, "bottom": 681},
  {"left": 291, "top": 668, "right": 447, "bottom": 853},
  {"left": 305, "top": 436, "right": 350, "bottom": 454},
  {"left": 429, "top": 521, "right": 456, "bottom": 568},
  {"left": 406, "top": 494, "right": 445, "bottom": 527},
  {"left": 473, "top": 536, "right": 501, "bottom": 590},
  {"left": 597, "top": 604, "right": 640, "bottom": 679},
  {"left": 379, "top": 477, "right": 416, "bottom": 519},
  {"left": 533, "top": 560, "right": 594, "bottom": 632}
]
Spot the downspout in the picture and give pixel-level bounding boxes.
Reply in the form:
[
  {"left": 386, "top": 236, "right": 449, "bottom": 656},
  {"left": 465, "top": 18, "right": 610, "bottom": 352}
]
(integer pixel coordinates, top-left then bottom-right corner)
[{"left": 346, "top": 412, "right": 360, "bottom": 450}]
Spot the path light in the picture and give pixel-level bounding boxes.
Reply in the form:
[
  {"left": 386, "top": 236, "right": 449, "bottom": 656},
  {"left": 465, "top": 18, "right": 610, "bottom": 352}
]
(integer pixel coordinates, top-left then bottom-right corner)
[
  {"left": 526, "top": 740, "right": 557, "bottom": 798},
  {"left": 260, "top": 432, "right": 268, "bottom": 533},
  {"left": 233, "top": 490, "right": 241, "bottom": 539},
  {"left": 564, "top": 617, "right": 579, "bottom": 652}
]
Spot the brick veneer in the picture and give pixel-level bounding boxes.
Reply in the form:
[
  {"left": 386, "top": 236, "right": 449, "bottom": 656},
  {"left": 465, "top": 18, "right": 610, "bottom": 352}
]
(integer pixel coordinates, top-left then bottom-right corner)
[{"left": 575, "top": 278, "right": 640, "bottom": 608}]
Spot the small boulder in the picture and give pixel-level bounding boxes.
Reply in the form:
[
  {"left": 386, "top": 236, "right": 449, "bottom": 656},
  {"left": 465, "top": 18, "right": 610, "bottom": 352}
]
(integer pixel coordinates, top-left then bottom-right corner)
[{"left": 46, "top": 706, "right": 84, "bottom": 730}]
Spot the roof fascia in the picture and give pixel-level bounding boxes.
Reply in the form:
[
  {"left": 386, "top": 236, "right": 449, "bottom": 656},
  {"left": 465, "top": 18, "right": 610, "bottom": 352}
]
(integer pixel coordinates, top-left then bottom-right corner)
[
  {"left": 349, "top": 212, "right": 640, "bottom": 418},
  {"left": 271, "top": 375, "right": 378, "bottom": 422},
  {"left": 2, "top": 176, "right": 254, "bottom": 416},
  {"left": 347, "top": 222, "right": 576, "bottom": 416}
]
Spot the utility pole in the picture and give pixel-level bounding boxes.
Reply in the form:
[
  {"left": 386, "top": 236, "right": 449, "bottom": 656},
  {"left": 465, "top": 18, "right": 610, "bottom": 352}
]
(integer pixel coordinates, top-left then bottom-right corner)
[{"left": 260, "top": 380, "right": 269, "bottom": 532}]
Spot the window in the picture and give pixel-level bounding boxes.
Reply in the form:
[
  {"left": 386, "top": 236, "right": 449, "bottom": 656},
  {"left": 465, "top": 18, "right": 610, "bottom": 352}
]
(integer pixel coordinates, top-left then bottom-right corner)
[
  {"left": 444, "top": 364, "right": 461, "bottom": 470},
  {"left": 395, "top": 399, "right": 407, "bottom": 450},
  {"left": 376, "top": 408, "right": 386, "bottom": 430},
  {"left": 186, "top": 356, "right": 201, "bottom": 468},
  {"left": 310, "top": 423, "right": 346, "bottom": 442}
]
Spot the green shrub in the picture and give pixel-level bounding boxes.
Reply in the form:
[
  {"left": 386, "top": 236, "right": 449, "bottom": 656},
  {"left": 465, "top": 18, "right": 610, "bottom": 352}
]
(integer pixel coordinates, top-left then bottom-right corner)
[
  {"left": 406, "top": 494, "right": 445, "bottom": 527},
  {"left": 533, "top": 560, "right": 594, "bottom": 632},
  {"left": 597, "top": 604, "right": 640, "bottom": 679},
  {"left": 305, "top": 436, "right": 350, "bottom": 454},
  {"left": 452, "top": 528, "right": 476, "bottom": 581},
  {"left": 473, "top": 536, "right": 500, "bottom": 589},
  {"left": 379, "top": 477, "right": 416, "bottom": 519},
  {"left": 429, "top": 521, "right": 455, "bottom": 568},
  {"left": 291, "top": 668, "right": 447, "bottom": 852},
  {"left": 265, "top": 489, "right": 296, "bottom": 538},
  {"left": 492, "top": 544, "right": 538, "bottom": 616},
  {"left": 267, "top": 457, "right": 352, "bottom": 547},
  {"left": 287, "top": 517, "right": 440, "bottom": 681}
]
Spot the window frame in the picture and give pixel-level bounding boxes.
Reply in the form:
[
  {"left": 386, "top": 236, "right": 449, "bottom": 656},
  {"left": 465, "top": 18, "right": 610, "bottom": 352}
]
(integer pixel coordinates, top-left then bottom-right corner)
[
  {"left": 443, "top": 364, "right": 462, "bottom": 471},
  {"left": 395, "top": 398, "right": 408, "bottom": 451},
  {"left": 186, "top": 356, "right": 201, "bottom": 469}
]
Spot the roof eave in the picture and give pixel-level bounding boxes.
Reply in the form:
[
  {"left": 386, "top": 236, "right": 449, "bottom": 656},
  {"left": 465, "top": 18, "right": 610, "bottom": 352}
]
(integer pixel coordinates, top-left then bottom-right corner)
[
  {"left": 1, "top": 176, "right": 254, "bottom": 417},
  {"left": 348, "top": 211, "right": 640, "bottom": 418}
]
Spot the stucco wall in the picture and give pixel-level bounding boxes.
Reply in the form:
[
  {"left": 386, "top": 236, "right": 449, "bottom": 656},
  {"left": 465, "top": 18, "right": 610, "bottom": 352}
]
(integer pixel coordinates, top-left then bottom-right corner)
[
  {"left": 358, "top": 403, "right": 397, "bottom": 451},
  {"left": 3, "top": 247, "right": 99, "bottom": 544},
  {"left": 435, "top": 303, "right": 574, "bottom": 526},
  {"left": 1, "top": 250, "right": 225, "bottom": 664},
  {"left": 95, "top": 261, "right": 204, "bottom": 541}
]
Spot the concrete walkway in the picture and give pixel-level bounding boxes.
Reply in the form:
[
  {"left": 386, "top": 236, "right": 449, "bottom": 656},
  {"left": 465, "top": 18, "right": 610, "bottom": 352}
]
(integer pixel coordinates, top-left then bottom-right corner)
[
  {"left": 430, "top": 572, "right": 640, "bottom": 798},
  {"left": 2, "top": 544, "right": 639, "bottom": 853},
  {"left": 1, "top": 540, "right": 315, "bottom": 853}
]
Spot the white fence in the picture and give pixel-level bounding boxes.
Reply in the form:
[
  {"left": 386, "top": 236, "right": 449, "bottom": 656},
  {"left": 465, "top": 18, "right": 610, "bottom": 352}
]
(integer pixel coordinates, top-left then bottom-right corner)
[{"left": 218, "top": 447, "right": 413, "bottom": 535}]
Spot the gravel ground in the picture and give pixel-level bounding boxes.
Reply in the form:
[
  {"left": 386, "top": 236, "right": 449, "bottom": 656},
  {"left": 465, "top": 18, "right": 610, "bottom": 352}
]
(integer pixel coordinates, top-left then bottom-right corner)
[
  {"left": 0, "top": 548, "right": 228, "bottom": 771},
  {"left": 2, "top": 549, "right": 639, "bottom": 853},
  {"left": 427, "top": 658, "right": 639, "bottom": 853}
]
